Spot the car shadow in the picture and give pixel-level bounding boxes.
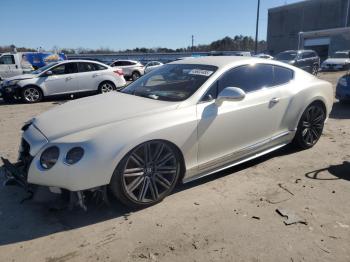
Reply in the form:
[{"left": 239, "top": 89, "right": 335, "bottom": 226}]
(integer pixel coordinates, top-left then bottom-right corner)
[
  {"left": 329, "top": 101, "right": 350, "bottom": 120},
  {"left": 0, "top": 145, "right": 298, "bottom": 246},
  {"left": 305, "top": 161, "right": 350, "bottom": 181}
]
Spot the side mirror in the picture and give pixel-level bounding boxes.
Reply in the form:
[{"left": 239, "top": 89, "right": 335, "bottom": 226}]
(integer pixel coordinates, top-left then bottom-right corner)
[
  {"left": 215, "top": 87, "right": 245, "bottom": 105},
  {"left": 44, "top": 70, "right": 53, "bottom": 77}
]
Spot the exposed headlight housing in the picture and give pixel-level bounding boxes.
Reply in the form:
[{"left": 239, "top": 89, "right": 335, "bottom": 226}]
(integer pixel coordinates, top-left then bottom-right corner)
[
  {"left": 4, "top": 79, "right": 20, "bottom": 86},
  {"left": 65, "top": 147, "right": 84, "bottom": 165},
  {"left": 40, "top": 146, "right": 59, "bottom": 169}
]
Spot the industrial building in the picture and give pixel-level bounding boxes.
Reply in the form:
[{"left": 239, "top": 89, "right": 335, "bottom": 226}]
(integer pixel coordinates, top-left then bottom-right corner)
[{"left": 267, "top": 0, "right": 350, "bottom": 60}]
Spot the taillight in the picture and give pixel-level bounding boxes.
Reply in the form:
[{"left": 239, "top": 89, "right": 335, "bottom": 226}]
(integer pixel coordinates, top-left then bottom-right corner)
[{"left": 114, "top": 68, "right": 123, "bottom": 76}]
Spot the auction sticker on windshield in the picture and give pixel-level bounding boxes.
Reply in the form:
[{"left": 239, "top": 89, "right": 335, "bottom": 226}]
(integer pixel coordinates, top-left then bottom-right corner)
[{"left": 188, "top": 69, "right": 214, "bottom": 77}]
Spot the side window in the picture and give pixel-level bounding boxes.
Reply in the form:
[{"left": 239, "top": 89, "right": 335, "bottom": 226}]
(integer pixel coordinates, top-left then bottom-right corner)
[
  {"left": 93, "top": 63, "right": 107, "bottom": 71},
  {"left": 78, "top": 62, "right": 95, "bottom": 72},
  {"left": 273, "top": 66, "right": 294, "bottom": 86},
  {"left": 112, "top": 61, "right": 122, "bottom": 66},
  {"left": 218, "top": 64, "right": 274, "bottom": 94},
  {"left": 51, "top": 63, "right": 78, "bottom": 75},
  {"left": 0, "top": 55, "right": 15, "bottom": 64}
]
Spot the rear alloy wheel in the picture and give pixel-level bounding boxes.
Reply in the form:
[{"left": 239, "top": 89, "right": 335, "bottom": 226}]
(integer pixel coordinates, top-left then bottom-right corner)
[
  {"left": 311, "top": 64, "right": 318, "bottom": 75},
  {"left": 22, "top": 86, "right": 42, "bottom": 103},
  {"left": 131, "top": 71, "right": 141, "bottom": 81},
  {"left": 110, "top": 141, "right": 181, "bottom": 208},
  {"left": 293, "top": 103, "right": 326, "bottom": 149},
  {"left": 99, "top": 82, "right": 115, "bottom": 93}
]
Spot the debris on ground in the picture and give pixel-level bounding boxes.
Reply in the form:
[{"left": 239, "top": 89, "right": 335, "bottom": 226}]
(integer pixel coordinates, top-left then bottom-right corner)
[
  {"left": 276, "top": 208, "right": 307, "bottom": 225},
  {"left": 278, "top": 183, "right": 294, "bottom": 196},
  {"left": 336, "top": 221, "right": 349, "bottom": 228}
]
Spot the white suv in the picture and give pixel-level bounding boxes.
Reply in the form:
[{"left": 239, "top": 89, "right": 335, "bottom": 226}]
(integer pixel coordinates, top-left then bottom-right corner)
[
  {"left": 0, "top": 60, "right": 126, "bottom": 103},
  {"left": 110, "top": 60, "right": 145, "bottom": 81}
]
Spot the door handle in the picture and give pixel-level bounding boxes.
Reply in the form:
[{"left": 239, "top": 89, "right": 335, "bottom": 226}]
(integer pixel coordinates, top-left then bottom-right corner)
[
  {"left": 270, "top": 97, "right": 280, "bottom": 104},
  {"left": 66, "top": 76, "right": 73, "bottom": 81},
  {"left": 93, "top": 73, "right": 101, "bottom": 77}
]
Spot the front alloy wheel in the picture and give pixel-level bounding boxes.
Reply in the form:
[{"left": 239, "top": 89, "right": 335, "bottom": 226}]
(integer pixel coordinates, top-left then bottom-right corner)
[
  {"left": 22, "top": 86, "right": 42, "bottom": 103},
  {"left": 311, "top": 64, "right": 318, "bottom": 75},
  {"left": 293, "top": 103, "right": 325, "bottom": 149},
  {"left": 110, "top": 141, "right": 181, "bottom": 208}
]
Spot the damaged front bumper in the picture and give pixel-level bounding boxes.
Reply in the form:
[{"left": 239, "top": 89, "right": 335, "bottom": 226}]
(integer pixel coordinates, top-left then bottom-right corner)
[{"left": 1, "top": 156, "right": 109, "bottom": 210}]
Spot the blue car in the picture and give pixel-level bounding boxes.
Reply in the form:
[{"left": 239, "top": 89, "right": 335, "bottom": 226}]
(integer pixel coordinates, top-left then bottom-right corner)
[{"left": 336, "top": 74, "right": 350, "bottom": 102}]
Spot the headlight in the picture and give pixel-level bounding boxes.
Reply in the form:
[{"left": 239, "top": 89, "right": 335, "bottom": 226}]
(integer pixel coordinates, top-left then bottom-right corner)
[
  {"left": 338, "top": 77, "right": 348, "bottom": 87},
  {"left": 4, "top": 80, "right": 20, "bottom": 86},
  {"left": 40, "top": 146, "right": 59, "bottom": 169},
  {"left": 65, "top": 147, "right": 84, "bottom": 165}
]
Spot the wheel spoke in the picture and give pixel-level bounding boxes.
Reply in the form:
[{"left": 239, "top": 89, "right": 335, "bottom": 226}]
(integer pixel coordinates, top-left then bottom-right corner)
[
  {"left": 138, "top": 178, "right": 149, "bottom": 201},
  {"left": 130, "top": 153, "right": 145, "bottom": 167},
  {"left": 302, "top": 128, "right": 308, "bottom": 137},
  {"left": 149, "top": 178, "right": 159, "bottom": 200},
  {"left": 155, "top": 173, "right": 171, "bottom": 189},
  {"left": 127, "top": 176, "right": 144, "bottom": 192},
  {"left": 157, "top": 153, "right": 174, "bottom": 167},
  {"left": 153, "top": 143, "right": 164, "bottom": 162},
  {"left": 124, "top": 167, "right": 144, "bottom": 177},
  {"left": 144, "top": 143, "right": 152, "bottom": 163}
]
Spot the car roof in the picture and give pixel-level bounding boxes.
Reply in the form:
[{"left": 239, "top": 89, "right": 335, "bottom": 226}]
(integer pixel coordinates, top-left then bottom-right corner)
[
  {"left": 114, "top": 59, "right": 140, "bottom": 63},
  {"left": 169, "top": 56, "right": 289, "bottom": 69}
]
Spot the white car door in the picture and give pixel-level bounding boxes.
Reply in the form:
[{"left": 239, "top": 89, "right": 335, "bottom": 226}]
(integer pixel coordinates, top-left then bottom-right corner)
[
  {"left": 196, "top": 64, "right": 292, "bottom": 170},
  {"left": 43, "top": 62, "right": 79, "bottom": 95},
  {"left": 76, "top": 62, "right": 104, "bottom": 92}
]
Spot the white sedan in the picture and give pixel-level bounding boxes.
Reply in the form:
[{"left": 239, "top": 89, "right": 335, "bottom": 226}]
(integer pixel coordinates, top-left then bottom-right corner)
[
  {"left": 2, "top": 56, "right": 333, "bottom": 209},
  {"left": 0, "top": 60, "right": 126, "bottom": 103}
]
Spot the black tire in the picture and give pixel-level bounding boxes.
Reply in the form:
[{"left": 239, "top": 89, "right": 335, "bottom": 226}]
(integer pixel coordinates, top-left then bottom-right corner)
[
  {"left": 22, "top": 86, "right": 43, "bottom": 103},
  {"left": 311, "top": 64, "right": 319, "bottom": 76},
  {"left": 131, "top": 71, "right": 141, "bottom": 81},
  {"left": 109, "top": 140, "right": 181, "bottom": 209},
  {"left": 2, "top": 94, "right": 16, "bottom": 103},
  {"left": 292, "top": 102, "right": 326, "bottom": 150},
  {"left": 98, "top": 81, "right": 116, "bottom": 94}
]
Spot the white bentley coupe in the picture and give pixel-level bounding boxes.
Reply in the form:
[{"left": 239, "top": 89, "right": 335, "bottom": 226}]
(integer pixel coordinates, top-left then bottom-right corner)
[{"left": 2, "top": 56, "right": 333, "bottom": 208}]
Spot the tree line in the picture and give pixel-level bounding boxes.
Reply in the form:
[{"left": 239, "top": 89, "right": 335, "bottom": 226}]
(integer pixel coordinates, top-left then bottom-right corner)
[{"left": 1, "top": 35, "right": 267, "bottom": 54}]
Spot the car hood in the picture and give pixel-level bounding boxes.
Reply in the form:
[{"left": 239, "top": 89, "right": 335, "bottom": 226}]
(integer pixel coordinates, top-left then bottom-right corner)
[
  {"left": 3, "top": 74, "right": 36, "bottom": 82},
  {"left": 323, "top": 58, "right": 350, "bottom": 65},
  {"left": 33, "top": 92, "right": 179, "bottom": 140}
]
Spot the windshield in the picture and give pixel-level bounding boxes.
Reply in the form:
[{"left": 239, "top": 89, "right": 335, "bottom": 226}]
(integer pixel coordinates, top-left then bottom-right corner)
[
  {"left": 275, "top": 51, "right": 297, "bottom": 61},
  {"left": 331, "top": 52, "right": 349, "bottom": 59},
  {"left": 31, "top": 62, "right": 58, "bottom": 74},
  {"left": 121, "top": 64, "right": 217, "bottom": 102}
]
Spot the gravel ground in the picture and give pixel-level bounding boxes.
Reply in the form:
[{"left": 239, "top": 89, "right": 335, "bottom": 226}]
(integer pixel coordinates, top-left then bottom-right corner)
[{"left": 0, "top": 72, "right": 349, "bottom": 262}]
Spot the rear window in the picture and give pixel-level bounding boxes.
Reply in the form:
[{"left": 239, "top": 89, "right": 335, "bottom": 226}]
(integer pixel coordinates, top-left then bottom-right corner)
[
  {"left": 275, "top": 52, "right": 297, "bottom": 61},
  {"left": 273, "top": 66, "right": 294, "bottom": 85}
]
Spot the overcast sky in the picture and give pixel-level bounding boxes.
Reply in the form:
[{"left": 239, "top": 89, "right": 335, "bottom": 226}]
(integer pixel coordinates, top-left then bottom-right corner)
[{"left": 0, "top": 0, "right": 301, "bottom": 50}]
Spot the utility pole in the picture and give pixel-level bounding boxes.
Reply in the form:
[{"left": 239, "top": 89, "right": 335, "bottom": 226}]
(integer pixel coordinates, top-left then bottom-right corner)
[
  {"left": 191, "top": 35, "right": 194, "bottom": 52},
  {"left": 254, "top": 0, "right": 260, "bottom": 54}
]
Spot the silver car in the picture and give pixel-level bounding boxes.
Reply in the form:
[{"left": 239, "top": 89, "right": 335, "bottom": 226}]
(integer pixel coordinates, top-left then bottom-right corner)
[
  {"left": 110, "top": 60, "right": 145, "bottom": 81},
  {"left": 2, "top": 57, "right": 333, "bottom": 209},
  {"left": 0, "top": 60, "right": 126, "bottom": 103}
]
